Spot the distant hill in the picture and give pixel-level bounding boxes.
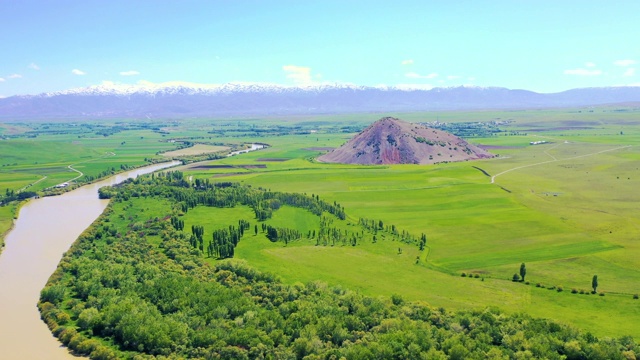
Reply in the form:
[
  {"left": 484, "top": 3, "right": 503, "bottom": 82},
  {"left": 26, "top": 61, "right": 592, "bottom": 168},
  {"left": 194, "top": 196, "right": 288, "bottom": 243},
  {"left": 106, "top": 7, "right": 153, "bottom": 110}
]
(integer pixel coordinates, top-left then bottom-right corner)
[
  {"left": 318, "top": 117, "right": 494, "bottom": 165},
  {"left": 1, "top": 83, "right": 640, "bottom": 121}
]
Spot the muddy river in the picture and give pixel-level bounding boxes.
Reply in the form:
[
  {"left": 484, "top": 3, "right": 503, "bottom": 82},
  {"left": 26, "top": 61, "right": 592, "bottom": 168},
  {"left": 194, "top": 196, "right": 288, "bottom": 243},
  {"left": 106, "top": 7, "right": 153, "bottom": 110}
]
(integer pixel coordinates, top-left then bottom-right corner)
[{"left": 0, "top": 161, "right": 179, "bottom": 359}]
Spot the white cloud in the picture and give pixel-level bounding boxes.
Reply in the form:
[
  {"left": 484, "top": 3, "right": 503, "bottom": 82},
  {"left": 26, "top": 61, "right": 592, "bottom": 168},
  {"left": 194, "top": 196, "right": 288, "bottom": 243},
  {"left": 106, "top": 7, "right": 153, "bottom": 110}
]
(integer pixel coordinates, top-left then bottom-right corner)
[
  {"left": 0, "top": 77, "right": 5, "bottom": 82},
  {"left": 405, "top": 72, "right": 438, "bottom": 79},
  {"left": 8, "top": 74, "right": 22, "bottom": 79},
  {"left": 585, "top": 62, "right": 596, "bottom": 68},
  {"left": 614, "top": 59, "right": 636, "bottom": 67},
  {"left": 28, "top": 63, "right": 40, "bottom": 70},
  {"left": 282, "top": 65, "right": 313, "bottom": 85},
  {"left": 401, "top": 59, "right": 414, "bottom": 65},
  {"left": 72, "top": 69, "right": 86, "bottom": 75},
  {"left": 623, "top": 68, "right": 636, "bottom": 77},
  {"left": 563, "top": 68, "right": 602, "bottom": 76},
  {"left": 119, "top": 70, "right": 140, "bottom": 76},
  {"left": 447, "top": 75, "right": 461, "bottom": 80},
  {"left": 468, "top": 77, "right": 476, "bottom": 81}
]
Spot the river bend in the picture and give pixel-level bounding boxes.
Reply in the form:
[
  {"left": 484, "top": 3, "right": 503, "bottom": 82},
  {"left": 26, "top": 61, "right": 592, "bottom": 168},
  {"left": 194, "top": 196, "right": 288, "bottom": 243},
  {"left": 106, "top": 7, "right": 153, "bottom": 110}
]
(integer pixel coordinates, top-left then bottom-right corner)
[{"left": 0, "top": 161, "right": 179, "bottom": 359}]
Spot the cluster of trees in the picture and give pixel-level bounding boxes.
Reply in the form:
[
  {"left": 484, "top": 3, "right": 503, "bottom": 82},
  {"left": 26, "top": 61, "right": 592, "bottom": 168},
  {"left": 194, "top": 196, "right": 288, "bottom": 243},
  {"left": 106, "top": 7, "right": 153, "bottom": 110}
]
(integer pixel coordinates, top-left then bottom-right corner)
[
  {"left": 1, "top": 188, "right": 37, "bottom": 203},
  {"left": 315, "top": 216, "right": 356, "bottom": 247},
  {"left": 119, "top": 171, "right": 346, "bottom": 222},
  {"left": 209, "top": 225, "right": 242, "bottom": 258},
  {"left": 170, "top": 215, "right": 184, "bottom": 231},
  {"left": 189, "top": 225, "right": 204, "bottom": 251},
  {"left": 264, "top": 224, "right": 301, "bottom": 244},
  {"left": 204, "top": 220, "right": 251, "bottom": 258},
  {"left": 358, "top": 217, "right": 427, "bottom": 249},
  {"left": 39, "top": 193, "right": 639, "bottom": 359}
]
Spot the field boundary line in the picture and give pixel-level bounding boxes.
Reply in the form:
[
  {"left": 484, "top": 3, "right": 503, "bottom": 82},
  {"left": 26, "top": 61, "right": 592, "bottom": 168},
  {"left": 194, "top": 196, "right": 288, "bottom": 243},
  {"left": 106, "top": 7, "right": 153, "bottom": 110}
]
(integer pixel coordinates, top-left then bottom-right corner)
[{"left": 17, "top": 175, "right": 48, "bottom": 192}]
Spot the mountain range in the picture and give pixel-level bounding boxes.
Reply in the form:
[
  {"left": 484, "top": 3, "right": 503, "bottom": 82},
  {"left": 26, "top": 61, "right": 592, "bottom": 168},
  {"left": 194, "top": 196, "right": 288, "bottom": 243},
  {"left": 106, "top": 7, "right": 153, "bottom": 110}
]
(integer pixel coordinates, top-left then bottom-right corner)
[{"left": 1, "top": 83, "right": 640, "bottom": 120}]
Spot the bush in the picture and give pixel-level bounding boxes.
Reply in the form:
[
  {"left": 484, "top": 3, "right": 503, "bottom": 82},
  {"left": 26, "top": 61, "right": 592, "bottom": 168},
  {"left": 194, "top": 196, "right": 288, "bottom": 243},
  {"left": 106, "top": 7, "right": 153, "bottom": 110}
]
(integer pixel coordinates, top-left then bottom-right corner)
[
  {"left": 536, "top": 283, "right": 543, "bottom": 288},
  {"left": 391, "top": 294, "right": 404, "bottom": 306},
  {"left": 512, "top": 274, "right": 521, "bottom": 282},
  {"left": 524, "top": 281, "right": 530, "bottom": 285},
  {"left": 571, "top": 288, "right": 578, "bottom": 294},
  {"left": 474, "top": 274, "right": 480, "bottom": 278},
  {"left": 556, "top": 286, "right": 563, "bottom": 292},
  {"left": 633, "top": 294, "right": 639, "bottom": 300},
  {"left": 40, "top": 284, "right": 67, "bottom": 304},
  {"left": 461, "top": 272, "right": 467, "bottom": 277},
  {"left": 599, "top": 292, "right": 605, "bottom": 296},
  {"left": 76, "top": 339, "right": 101, "bottom": 355}
]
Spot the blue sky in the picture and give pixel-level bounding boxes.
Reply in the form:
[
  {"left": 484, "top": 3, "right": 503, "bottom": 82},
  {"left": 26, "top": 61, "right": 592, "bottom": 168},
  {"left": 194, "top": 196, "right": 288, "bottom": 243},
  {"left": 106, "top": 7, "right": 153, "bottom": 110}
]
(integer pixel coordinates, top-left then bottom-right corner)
[{"left": 1, "top": 0, "right": 639, "bottom": 96}]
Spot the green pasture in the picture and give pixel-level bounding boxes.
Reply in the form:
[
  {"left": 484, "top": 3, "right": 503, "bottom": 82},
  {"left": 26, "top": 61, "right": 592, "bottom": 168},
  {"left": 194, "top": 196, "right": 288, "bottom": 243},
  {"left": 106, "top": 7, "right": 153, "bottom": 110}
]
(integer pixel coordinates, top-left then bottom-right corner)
[
  {"left": 174, "top": 109, "right": 640, "bottom": 337},
  {"left": 3, "top": 107, "right": 640, "bottom": 338}
]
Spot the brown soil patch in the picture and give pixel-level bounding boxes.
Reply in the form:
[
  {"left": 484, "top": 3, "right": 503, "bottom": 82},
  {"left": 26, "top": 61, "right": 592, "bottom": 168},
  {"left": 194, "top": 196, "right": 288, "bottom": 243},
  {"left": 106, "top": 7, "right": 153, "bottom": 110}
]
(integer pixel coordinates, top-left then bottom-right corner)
[{"left": 162, "top": 144, "right": 229, "bottom": 157}]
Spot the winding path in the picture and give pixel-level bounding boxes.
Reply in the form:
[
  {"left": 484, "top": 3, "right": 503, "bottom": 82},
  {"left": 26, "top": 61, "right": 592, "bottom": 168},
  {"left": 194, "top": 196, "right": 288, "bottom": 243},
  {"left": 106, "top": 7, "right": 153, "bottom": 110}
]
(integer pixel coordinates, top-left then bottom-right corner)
[{"left": 491, "top": 143, "right": 632, "bottom": 184}]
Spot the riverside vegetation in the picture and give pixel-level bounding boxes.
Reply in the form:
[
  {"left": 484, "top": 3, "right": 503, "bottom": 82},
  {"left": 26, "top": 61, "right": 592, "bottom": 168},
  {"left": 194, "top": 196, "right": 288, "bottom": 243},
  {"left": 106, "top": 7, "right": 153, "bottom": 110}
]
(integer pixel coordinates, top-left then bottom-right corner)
[
  {"left": 1, "top": 107, "right": 640, "bottom": 357},
  {"left": 40, "top": 171, "right": 638, "bottom": 359}
]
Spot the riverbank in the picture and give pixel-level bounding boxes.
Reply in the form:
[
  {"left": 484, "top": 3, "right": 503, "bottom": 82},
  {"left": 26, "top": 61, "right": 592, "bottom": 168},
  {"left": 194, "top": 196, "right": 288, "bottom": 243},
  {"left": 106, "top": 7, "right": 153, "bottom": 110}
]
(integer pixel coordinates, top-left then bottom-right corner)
[
  {"left": 0, "top": 159, "right": 182, "bottom": 254},
  {"left": 0, "top": 160, "right": 179, "bottom": 359}
]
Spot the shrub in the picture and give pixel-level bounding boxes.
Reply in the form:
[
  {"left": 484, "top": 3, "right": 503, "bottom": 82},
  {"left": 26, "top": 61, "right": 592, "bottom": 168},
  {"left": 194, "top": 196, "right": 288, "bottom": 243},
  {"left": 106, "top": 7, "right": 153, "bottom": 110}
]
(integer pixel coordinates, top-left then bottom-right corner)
[
  {"left": 40, "top": 284, "right": 67, "bottom": 304},
  {"left": 556, "top": 286, "right": 563, "bottom": 292},
  {"left": 524, "top": 281, "right": 530, "bottom": 285},
  {"left": 512, "top": 274, "right": 521, "bottom": 282},
  {"left": 76, "top": 339, "right": 101, "bottom": 355},
  {"left": 474, "top": 274, "right": 480, "bottom": 278},
  {"left": 461, "top": 272, "right": 467, "bottom": 277},
  {"left": 633, "top": 294, "right": 639, "bottom": 299},
  {"left": 536, "top": 283, "right": 543, "bottom": 288},
  {"left": 599, "top": 292, "right": 605, "bottom": 296},
  {"left": 571, "top": 288, "right": 578, "bottom": 294},
  {"left": 391, "top": 294, "right": 404, "bottom": 306}
]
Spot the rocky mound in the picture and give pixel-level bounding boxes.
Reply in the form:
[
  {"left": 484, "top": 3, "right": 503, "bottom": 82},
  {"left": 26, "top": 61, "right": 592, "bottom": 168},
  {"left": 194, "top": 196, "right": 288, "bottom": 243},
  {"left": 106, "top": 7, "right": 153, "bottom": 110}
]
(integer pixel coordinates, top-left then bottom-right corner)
[{"left": 318, "top": 117, "right": 494, "bottom": 165}]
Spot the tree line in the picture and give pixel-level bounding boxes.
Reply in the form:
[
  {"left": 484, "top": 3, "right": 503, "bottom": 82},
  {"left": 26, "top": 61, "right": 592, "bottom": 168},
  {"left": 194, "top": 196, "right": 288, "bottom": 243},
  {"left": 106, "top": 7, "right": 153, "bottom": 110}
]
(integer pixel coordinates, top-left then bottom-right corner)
[{"left": 38, "top": 190, "right": 639, "bottom": 359}]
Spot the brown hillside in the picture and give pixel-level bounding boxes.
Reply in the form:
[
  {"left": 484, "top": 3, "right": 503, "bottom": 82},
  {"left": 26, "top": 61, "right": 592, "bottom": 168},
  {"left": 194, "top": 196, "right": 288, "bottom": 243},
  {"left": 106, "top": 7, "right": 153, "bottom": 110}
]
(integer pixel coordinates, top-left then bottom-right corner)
[{"left": 318, "top": 117, "right": 494, "bottom": 165}]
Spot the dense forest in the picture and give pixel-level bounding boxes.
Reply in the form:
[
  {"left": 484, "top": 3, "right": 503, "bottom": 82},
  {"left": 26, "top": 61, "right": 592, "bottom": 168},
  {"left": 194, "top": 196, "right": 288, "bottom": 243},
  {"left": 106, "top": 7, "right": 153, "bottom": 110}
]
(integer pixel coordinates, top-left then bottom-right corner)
[{"left": 40, "top": 172, "right": 638, "bottom": 359}]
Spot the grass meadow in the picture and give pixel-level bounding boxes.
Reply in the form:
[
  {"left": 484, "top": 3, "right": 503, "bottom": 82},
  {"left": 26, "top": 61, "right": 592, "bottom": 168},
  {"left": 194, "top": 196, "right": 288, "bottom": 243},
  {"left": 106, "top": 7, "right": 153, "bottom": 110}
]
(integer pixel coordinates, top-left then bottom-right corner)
[
  {"left": 2, "top": 106, "right": 640, "bottom": 338},
  {"left": 176, "top": 107, "right": 640, "bottom": 338}
]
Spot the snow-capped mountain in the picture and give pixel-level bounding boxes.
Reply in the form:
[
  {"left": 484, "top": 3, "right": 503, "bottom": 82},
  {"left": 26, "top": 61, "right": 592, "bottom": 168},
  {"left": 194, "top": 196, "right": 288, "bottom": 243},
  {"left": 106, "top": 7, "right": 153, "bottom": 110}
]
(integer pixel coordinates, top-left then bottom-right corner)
[{"left": 1, "top": 83, "right": 640, "bottom": 120}]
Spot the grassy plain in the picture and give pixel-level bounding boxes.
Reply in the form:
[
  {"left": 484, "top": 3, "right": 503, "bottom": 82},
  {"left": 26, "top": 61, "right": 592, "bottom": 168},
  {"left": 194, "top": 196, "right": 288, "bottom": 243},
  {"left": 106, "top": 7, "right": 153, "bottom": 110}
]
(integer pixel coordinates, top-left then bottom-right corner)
[
  {"left": 175, "top": 107, "right": 640, "bottom": 338},
  {"left": 3, "top": 107, "right": 640, "bottom": 338},
  {"left": 0, "top": 122, "right": 181, "bottom": 248}
]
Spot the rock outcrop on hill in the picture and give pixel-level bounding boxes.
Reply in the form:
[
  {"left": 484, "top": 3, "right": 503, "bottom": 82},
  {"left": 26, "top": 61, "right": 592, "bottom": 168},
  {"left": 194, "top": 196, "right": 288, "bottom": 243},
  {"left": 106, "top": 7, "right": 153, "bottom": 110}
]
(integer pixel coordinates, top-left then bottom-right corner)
[{"left": 318, "top": 117, "right": 494, "bottom": 165}]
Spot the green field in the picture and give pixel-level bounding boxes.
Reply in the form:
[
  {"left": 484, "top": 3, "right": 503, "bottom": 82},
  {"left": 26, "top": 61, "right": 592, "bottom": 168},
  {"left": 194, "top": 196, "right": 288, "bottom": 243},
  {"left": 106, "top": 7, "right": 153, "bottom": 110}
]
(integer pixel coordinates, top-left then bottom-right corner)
[
  {"left": 174, "top": 108, "right": 640, "bottom": 338},
  {"left": 4, "top": 107, "right": 640, "bottom": 340}
]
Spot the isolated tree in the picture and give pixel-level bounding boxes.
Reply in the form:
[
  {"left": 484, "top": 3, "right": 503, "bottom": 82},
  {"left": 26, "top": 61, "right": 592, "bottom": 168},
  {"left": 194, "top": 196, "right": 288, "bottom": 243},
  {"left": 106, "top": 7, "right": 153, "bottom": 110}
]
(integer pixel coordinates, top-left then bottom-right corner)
[
  {"left": 592, "top": 275, "right": 598, "bottom": 293},
  {"left": 520, "top": 263, "right": 526, "bottom": 282},
  {"left": 254, "top": 225, "right": 258, "bottom": 236}
]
